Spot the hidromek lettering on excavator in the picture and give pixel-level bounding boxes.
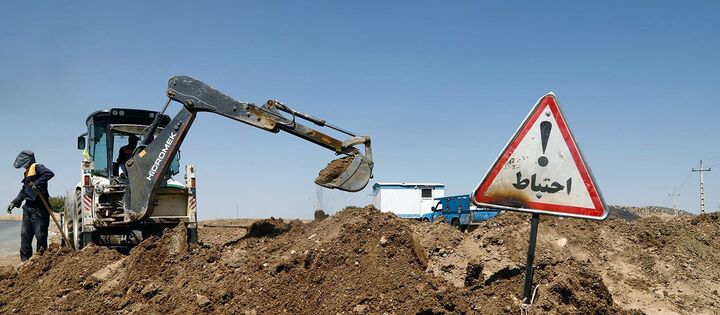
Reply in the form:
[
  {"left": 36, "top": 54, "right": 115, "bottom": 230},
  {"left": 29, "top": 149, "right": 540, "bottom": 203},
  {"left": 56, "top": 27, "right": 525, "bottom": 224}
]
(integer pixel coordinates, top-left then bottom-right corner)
[{"left": 146, "top": 132, "right": 177, "bottom": 181}]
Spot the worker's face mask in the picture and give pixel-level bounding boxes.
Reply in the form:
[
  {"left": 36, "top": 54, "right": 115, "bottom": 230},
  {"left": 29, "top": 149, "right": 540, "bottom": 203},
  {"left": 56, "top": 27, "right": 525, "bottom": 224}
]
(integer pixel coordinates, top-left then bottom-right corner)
[{"left": 13, "top": 150, "right": 35, "bottom": 169}]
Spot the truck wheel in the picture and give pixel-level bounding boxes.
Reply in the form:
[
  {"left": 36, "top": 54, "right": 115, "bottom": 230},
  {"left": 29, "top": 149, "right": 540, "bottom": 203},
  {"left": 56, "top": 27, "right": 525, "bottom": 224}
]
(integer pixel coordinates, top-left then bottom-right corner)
[
  {"left": 450, "top": 219, "right": 461, "bottom": 230},
  {"left": 187, "top": 227, "right": 199, "bottom": 244}
]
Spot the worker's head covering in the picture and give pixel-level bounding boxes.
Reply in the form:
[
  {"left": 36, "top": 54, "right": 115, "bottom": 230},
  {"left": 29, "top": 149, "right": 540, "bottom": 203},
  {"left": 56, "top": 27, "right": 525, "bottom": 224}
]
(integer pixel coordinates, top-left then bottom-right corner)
[
  {"left": 129, "top": 135, "right": 139, "bottom": 145},
  {"left": 13, "top": 150, "right": 36, "bottom": 169}
]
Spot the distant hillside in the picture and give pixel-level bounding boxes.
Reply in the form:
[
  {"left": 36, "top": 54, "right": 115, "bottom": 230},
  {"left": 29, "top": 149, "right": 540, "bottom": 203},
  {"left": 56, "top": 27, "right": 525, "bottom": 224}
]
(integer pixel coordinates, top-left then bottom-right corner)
[
  {"left": 607, "top": 206, "right": 642, "bottom": 221},
  {"left": 609, "top": 205, "right": 694, "bottom": 221},
  {"left": 0, "top": 214, "right": 21, "bottom": 221}
]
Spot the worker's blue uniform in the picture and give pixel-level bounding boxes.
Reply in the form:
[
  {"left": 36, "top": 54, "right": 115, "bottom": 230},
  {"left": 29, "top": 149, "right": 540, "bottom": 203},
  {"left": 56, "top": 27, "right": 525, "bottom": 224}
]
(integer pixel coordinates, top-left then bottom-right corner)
[{"left": 11, "top": 159, "right": 54, "bottom": 261}]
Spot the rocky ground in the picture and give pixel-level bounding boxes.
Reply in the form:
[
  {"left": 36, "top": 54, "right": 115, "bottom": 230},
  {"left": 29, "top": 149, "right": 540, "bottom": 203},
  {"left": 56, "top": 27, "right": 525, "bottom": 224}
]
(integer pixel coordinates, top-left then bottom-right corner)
[{"left": 0, "top": 206, "right": 718, "bottom": 314}]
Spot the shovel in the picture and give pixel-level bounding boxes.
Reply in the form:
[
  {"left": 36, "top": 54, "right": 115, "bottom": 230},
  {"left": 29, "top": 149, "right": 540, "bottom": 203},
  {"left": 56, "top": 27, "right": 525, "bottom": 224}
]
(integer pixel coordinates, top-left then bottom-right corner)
[
  {"left": 31, "top": 183, "right": 75, "bottom": 250},
  {"left": 314, "top": 134, "right": 373, "bottom": 192},
  {"left": 316, "top": 152, "right": 373, "bottom": 192}
]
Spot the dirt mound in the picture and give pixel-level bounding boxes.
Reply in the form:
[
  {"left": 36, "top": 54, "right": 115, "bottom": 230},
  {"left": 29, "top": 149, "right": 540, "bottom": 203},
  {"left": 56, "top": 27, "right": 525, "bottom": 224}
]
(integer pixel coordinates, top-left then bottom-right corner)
[
  {"left": 0, "top": 244, "right": 123, "bottom": 313},
  {"left": 406, "top": 209, "right": 720, "bottom": 314},
  {"left": 690, "top": 211, "right": 720, "bottom": 225},
  {"left": 243, "top": 217, "right": 290, "bottom": 238},
  {"left": 464, "top": 258, "right": 631, "bottom": 314},
  {"left": 541, "top": 259, "right": 621, "bottom": 314},
  {"left": 3, "top": 206, "right": 716, "bottom": 314},
  {"left": 0, "top": 207, "right": 469, "bottom": 314}
]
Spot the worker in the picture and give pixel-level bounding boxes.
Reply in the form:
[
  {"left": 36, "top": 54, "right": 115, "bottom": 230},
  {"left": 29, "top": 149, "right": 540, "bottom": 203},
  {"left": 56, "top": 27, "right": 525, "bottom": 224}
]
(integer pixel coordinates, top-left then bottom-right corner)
[
  {"left": 7, "top": 150, "right": 54, "bottom": 261},
  {"left": 117, "top": 135, "right": 139, "bottom": 175}
]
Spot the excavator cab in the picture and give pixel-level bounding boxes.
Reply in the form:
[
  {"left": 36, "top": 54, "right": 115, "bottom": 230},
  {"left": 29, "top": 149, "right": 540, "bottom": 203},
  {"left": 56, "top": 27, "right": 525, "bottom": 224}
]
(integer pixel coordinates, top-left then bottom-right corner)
[{"left": 80, "top": 109, "right": 174, "bottom": 179}]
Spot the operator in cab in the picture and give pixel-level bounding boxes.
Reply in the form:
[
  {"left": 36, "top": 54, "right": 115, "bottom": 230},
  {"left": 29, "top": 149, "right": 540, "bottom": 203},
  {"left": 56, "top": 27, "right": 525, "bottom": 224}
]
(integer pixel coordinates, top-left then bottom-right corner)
[
  {"left": 7, "top": 150, "right": 55, "bottom": 261},
  {"left": 117, "top": 135, "right": 139, "bottom": 175}
]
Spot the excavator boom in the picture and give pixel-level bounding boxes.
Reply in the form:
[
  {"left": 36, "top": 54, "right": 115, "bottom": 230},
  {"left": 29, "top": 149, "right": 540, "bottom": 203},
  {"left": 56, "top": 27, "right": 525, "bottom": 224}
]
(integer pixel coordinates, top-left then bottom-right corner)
[{"left": 122, "top": 76, "right": 372, "bottom": 222}]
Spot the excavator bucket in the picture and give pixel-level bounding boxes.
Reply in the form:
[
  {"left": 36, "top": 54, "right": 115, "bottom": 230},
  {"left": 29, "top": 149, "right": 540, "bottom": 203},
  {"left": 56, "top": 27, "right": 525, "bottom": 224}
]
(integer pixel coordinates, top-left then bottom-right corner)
[{"left": 315, "top": 153, "right": 373, "bottom": 192}]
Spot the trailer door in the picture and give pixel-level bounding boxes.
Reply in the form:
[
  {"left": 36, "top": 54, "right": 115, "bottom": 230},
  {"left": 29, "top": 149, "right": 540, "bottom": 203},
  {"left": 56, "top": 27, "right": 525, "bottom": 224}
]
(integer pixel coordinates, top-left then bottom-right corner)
[{"left": 419, "top": 187, "right": 435, "bottom": 215}]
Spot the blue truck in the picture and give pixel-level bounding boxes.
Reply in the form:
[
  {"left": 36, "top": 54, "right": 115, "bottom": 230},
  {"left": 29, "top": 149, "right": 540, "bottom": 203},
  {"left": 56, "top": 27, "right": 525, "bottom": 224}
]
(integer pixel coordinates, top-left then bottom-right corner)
[{"left": 420, "top": 194, "right": 500, "bottom": 231}]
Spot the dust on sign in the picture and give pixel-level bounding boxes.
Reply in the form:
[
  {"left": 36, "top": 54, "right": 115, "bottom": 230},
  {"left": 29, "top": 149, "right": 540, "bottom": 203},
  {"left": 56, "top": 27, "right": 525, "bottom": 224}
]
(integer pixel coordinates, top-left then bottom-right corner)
[{"left": 471, "top": 93, "right": 607, "bottom": 220}]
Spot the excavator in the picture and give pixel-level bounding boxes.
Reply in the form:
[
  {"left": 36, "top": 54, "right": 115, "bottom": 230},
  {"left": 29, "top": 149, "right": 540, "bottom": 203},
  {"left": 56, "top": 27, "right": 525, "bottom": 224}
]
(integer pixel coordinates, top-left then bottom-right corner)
[{"left": 65, "top": 76, "right": 373, "bottom": 249}]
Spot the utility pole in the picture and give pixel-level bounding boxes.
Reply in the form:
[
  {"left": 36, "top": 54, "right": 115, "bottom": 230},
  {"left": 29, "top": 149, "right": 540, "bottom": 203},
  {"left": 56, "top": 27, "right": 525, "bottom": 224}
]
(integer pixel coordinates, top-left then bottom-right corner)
[
  {"left": 692, "top": 160, "right": 711, "bottom": 214},
  {"left": 667, "top": 189, "right": 680, "bottom": 209}
]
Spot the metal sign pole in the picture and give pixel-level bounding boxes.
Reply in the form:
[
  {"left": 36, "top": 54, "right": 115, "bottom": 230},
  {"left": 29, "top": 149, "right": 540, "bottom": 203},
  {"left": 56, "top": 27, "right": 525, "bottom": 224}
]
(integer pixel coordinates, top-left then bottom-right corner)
[{"left": 522, "top": 213, "right": 540, "bottom": 302}]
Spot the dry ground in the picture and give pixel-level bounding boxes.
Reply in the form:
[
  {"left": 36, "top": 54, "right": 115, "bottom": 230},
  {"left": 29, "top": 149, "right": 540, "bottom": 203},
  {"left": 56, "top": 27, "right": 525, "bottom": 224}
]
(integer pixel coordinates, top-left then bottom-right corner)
[{"left": 0, "top": 207, "right": 718, "bottom": 314}]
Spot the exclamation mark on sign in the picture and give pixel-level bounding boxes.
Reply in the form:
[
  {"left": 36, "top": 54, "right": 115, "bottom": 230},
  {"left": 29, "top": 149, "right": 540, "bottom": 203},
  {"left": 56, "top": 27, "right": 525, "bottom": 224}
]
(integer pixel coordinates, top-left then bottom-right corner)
[{"left": 538, "top": 121, "right": 552, "bottom": 167}]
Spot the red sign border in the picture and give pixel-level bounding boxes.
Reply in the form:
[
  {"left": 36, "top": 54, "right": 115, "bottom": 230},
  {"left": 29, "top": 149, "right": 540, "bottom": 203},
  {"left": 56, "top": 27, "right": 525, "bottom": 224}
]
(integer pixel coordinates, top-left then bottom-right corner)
[{"left": 471, "top": 93, "right": 607, "bottom": 220}]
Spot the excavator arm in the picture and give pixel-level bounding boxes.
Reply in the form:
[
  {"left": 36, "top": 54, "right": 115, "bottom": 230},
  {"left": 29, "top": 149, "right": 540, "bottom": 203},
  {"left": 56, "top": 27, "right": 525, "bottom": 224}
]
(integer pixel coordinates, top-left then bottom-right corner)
[{"left": 122, "top": 76, "right": 373, "bottom": 222}]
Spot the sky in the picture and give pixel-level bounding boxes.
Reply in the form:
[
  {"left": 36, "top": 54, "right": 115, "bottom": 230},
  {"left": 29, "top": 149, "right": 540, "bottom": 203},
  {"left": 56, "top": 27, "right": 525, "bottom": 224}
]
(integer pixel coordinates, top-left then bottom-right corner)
[{"left": 0, "top": 1, "right": 718, "bottom": 219}]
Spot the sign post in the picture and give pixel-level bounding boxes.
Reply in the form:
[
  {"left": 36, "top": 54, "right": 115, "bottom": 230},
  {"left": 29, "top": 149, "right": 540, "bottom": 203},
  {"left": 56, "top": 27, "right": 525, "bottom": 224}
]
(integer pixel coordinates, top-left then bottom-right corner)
[
  {"left": 522, "top": 213, "right": 540, "bottom": 303},
  {"left": 471, "top": 93, "right": 607, "bottom": 306}
]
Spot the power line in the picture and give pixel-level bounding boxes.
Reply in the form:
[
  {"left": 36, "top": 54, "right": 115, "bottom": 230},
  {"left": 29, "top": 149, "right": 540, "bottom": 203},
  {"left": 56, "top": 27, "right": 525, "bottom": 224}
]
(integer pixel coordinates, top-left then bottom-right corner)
[
  {"left": 675, "top": 171, "right": 694, "bottom": 192},
  {"left": 667, "top": 189, "right": 680, "bottom": 209},
  {"left": 669, "top": 166, "right": 695, "bottom": 207}
]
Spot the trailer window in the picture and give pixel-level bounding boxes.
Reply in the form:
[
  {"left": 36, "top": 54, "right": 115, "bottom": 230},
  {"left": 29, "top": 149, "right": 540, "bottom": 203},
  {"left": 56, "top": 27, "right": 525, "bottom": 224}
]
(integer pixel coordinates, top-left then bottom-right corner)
[{"left": 421, "top": 188, "right": 432, "bottom": 198}]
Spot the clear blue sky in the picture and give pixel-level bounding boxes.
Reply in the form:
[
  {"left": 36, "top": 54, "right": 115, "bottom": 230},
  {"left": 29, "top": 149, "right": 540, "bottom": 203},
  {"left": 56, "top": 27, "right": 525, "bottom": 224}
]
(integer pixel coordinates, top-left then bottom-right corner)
[{"left": 1, "top": 1, "right": 718, "bottom": 219}]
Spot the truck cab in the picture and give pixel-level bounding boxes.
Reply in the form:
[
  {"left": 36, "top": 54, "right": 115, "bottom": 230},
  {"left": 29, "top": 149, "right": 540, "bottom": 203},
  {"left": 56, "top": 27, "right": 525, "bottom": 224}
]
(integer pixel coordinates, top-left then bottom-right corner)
[
  {"left": 421, "top": 194, "right": 499, "bottom": 231},
  {"left": 65, "top": 108, "right": 198, "bottom": 249}
]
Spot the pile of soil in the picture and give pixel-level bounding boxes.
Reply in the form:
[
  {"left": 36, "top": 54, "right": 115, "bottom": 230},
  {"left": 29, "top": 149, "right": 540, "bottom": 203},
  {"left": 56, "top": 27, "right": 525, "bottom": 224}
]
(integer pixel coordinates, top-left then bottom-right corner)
[
  {"left": 0, "top": 207, "right": 467, "bottom": 314},
  {"left": 1, "top": 206, "right": 717, "bottom": 314},
  {"left": 243, "top": 217, "right": 291, "bottom": 238},
  {"left": 315, "top": 155, "right": 354, "bottom": 185},
  {"left": 411, "top": 211, "right": 720, "bottom": 314}
]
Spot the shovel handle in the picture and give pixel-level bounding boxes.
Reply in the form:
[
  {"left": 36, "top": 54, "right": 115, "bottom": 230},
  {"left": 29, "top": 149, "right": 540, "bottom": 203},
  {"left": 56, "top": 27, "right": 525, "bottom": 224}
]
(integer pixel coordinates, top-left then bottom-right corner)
[{"left": 31, "top": 183, "right": 75, "bottom": 251}]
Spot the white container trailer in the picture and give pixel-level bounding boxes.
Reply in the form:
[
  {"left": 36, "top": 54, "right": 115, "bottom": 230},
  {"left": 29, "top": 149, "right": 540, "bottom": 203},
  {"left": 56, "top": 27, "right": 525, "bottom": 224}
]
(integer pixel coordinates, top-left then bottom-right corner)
[{"left": 372, "top": 183, "right": 445, "bottom": 219}]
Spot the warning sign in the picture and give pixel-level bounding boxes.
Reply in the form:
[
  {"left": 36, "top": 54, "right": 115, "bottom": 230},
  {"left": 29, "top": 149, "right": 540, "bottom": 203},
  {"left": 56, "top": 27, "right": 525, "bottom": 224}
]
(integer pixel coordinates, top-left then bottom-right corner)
[{"left": 472, "top": 93, "right": 607, "bottom": 220}]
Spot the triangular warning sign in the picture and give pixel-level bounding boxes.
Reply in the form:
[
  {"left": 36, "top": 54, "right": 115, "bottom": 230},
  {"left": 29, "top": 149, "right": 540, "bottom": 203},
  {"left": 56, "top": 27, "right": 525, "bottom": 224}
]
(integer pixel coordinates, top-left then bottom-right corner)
[{"left": 472, "top": 93, "right": 607, "bottom": 220}]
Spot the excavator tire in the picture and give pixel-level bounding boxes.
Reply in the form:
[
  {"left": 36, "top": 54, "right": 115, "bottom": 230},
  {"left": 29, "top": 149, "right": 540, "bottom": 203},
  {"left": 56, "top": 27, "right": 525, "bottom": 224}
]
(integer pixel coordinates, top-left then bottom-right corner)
[{"left": 79, "top": 232, "right": 93, "bottom": 249}]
